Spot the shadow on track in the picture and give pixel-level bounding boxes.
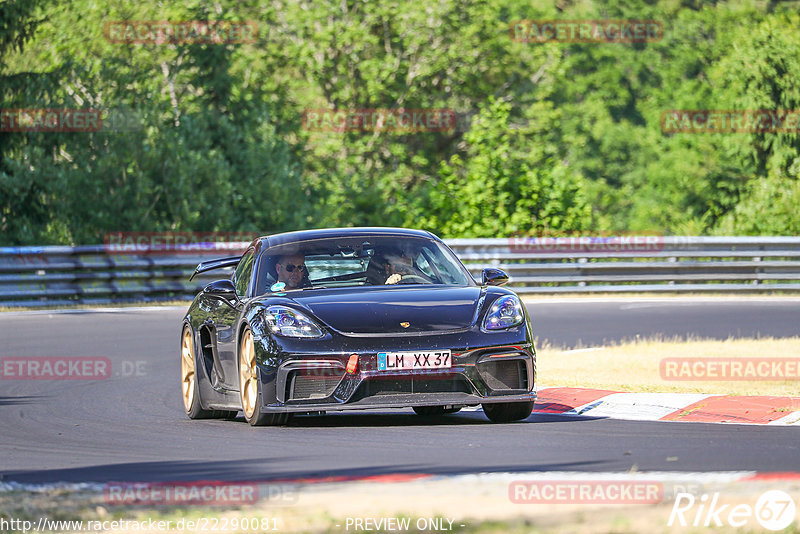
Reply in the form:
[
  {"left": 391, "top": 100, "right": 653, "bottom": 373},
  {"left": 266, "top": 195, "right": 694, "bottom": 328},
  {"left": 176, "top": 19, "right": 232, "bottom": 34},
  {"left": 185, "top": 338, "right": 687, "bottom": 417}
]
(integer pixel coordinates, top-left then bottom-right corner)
[
  {"left": 220, "top": 410, "right": 606, "bottom": 428},
  {"left": 1, "top": 458, "right": 611, "bottom": 485}
]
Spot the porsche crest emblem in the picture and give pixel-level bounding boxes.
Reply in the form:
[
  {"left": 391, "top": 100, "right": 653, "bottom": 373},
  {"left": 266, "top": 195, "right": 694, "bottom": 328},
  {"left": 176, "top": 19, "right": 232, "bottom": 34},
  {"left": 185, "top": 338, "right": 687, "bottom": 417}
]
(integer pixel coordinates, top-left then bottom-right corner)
[{"left": 400, "top": 322, "right": 410, "bottom": 328}]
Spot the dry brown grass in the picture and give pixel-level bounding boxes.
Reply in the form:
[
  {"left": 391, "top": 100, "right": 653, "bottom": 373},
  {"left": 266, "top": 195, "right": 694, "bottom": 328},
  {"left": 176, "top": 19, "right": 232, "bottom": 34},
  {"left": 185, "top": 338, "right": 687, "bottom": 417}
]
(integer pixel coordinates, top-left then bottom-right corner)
[{"left": 537, "top": 336, "right": 800, "bottom": 396}]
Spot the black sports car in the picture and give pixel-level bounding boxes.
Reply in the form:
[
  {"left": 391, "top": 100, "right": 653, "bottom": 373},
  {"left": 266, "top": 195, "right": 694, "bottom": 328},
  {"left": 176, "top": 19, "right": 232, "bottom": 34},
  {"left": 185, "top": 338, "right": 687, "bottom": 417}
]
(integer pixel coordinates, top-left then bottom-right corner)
[{"left": 180, "top": 227, "right": 536, "bottom": 425}]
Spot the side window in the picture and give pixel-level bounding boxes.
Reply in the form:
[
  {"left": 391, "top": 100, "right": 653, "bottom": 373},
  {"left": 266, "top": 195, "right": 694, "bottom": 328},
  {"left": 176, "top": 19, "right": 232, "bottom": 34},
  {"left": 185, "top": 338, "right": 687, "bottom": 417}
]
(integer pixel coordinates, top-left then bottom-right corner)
[
  {"left": 419, "top": 246, "right": 457, "bottom": 283},
  {"left": 414, "top": 252, "right": 435, "bottom": 279},
  {"left": 234, "top": 249, "right": 255, "bottom": 297}
]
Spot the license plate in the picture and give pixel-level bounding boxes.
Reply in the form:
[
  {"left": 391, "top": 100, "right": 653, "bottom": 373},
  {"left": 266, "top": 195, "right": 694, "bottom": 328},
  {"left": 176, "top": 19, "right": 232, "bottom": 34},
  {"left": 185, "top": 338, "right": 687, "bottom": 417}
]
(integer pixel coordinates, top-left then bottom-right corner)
[{"left": 377, "top": 350, "right": 451, "bottom": 371}]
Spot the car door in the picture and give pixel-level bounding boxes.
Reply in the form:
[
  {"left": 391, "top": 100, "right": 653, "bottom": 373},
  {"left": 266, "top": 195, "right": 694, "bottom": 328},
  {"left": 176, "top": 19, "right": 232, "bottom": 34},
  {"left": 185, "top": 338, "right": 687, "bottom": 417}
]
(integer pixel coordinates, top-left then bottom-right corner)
[{"left": 212, "top": 246, "right": 255, "bottom": 390}]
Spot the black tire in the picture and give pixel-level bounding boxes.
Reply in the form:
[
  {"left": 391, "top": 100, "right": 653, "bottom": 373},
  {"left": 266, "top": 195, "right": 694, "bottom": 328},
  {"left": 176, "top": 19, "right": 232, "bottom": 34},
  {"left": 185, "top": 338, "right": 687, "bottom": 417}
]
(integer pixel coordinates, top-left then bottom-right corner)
[
  {"left": 239, "top": 327, "right": 291, "bottom": 427},
  {"left": 482, "top": 401, "right": 534, "bottom": 423},
  {"left": 181, "top": 325, "right": 217, "bottom": 419},
  {"left": 244, "top": 394, "right": 291, "bottom": 427},
  {"left": 412, "top": 406, "right": 462, "bottom": 416}
]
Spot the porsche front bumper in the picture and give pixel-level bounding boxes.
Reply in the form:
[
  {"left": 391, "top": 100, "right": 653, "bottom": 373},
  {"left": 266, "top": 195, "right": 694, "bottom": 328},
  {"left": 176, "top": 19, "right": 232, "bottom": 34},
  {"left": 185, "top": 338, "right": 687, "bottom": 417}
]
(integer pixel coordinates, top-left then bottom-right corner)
[{"left": 256, "top": 343, "right": 536, "bottom": 413}]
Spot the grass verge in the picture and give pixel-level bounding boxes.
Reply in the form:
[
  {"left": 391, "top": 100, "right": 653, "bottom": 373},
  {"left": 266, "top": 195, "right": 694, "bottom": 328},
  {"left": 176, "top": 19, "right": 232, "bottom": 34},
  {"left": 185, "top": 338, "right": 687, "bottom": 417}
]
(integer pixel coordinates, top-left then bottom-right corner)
[
  {"left": 3, "top": 477, "right": 800, "bottom": 534},
  {"left": 537, "top": 336, "right": 800, "bottom": 396}
]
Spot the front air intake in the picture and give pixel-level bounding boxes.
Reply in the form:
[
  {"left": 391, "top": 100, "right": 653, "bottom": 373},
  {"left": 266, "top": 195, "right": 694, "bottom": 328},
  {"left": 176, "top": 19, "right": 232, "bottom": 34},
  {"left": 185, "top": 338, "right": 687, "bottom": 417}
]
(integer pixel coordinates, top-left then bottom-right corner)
[
  {"left": 289, "top": 371, "right": 343, "bottom": 400},
  {"left": 477, "top": 359, "right": 527, "bottom": 391}
]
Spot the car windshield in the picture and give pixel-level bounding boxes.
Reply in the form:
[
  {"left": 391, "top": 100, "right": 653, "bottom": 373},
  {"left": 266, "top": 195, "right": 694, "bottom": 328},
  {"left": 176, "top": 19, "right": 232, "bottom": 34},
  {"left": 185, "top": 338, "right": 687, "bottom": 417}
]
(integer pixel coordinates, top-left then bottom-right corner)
[{"left": 259, "top": 235, "right": 474, "bottom": 293}]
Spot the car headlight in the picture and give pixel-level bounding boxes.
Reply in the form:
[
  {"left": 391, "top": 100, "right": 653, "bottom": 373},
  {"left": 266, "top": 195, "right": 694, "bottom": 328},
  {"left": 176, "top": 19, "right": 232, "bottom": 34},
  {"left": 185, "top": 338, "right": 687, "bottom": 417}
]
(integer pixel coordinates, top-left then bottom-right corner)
[
  {"left": 263, "top": 306, "right": 324, "bottom": 338},
  {"left": 483, "top": 295, "right": 525, "bottom": 330}
]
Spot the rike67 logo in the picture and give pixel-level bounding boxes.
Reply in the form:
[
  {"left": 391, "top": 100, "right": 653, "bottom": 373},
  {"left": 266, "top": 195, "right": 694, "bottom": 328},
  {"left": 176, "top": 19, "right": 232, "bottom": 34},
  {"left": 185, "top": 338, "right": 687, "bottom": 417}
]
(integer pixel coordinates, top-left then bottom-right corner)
[{"left": 669, "top": 490, "right": 796, "bottom": 531}]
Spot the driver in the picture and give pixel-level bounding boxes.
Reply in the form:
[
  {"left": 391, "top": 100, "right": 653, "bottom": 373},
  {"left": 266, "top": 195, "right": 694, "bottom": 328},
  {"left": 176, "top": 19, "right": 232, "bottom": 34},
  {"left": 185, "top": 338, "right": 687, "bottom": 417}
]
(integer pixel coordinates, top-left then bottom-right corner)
[
  {"left": 384, "top": 252, "right": 417, "bottom": 285},
  {"left": 275, "top": 253, "right": 308, "bottom": 290}
]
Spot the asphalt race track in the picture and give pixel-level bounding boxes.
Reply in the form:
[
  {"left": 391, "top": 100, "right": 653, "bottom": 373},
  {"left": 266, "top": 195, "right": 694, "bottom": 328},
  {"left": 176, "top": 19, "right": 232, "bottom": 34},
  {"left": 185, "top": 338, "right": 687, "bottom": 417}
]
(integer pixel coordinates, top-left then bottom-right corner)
[{"left": 1, "top": 298, "right": 799, "bottom": 485}]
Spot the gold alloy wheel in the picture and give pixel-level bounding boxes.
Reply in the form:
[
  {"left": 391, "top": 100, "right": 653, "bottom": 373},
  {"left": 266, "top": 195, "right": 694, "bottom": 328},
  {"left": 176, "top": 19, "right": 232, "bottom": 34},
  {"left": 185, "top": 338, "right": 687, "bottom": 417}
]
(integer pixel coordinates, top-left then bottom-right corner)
[
  {"left": 239, "top": 329, "right": 258, "bottom": 419},
  {"left": 180, "top": 328, "right": 195, "bottom": 412}
]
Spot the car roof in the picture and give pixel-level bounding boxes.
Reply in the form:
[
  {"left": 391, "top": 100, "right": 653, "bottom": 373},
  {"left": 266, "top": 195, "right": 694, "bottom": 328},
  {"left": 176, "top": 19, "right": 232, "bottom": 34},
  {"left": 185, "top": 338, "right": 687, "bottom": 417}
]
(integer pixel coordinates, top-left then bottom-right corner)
[{"left": 257, "top": 227, "right": 438, "bottom": 249}]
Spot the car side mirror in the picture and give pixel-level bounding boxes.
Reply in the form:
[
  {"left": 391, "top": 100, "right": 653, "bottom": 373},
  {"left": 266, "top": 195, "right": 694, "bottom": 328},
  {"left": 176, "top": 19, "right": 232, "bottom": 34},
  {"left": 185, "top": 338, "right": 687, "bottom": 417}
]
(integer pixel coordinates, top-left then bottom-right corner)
[
  {"left": 203, "top": 279, "right": 238, "bottom": 300},
  {"left": 482, "top": 268, "right": 509, "bottom": 287}
]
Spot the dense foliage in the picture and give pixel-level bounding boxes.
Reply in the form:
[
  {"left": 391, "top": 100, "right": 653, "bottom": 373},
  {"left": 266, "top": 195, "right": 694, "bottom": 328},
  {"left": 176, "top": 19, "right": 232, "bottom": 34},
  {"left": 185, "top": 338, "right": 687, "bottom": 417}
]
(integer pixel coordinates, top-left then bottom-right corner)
[{"left": 1, "top": 0, "right": 799, "bottom": 244}]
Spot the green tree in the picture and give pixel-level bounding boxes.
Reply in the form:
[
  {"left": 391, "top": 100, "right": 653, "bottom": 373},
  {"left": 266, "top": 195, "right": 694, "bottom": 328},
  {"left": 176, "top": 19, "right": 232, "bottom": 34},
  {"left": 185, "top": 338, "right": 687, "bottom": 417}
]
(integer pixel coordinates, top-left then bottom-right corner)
[
  {"left": 2, "top": 0, "right": 307, "bottom": 244},
  {"left": 0, "top": 0, "right": 65, "bottom": 243},
  {"left": 416, "top": 98, "right": 590, "bottom": 237},
  {"left": 709, "top": 11, "right": 800, "bottom": 235}
]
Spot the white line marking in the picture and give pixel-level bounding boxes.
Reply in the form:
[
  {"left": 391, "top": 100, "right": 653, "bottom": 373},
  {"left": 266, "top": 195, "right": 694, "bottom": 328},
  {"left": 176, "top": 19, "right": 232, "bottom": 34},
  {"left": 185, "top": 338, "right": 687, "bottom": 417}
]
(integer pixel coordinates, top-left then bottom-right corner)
[
  {"left": 571, "top": 393, "right": 717, "bottom": 421},
  {"left": 768, "top": 411, "right": 800, "bottom": 425}
]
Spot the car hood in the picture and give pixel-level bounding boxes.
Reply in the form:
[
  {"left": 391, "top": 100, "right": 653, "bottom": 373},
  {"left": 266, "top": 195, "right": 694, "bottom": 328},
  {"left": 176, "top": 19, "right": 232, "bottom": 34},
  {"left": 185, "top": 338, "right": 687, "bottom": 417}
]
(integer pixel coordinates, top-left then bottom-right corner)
[{"left": 280, "top": 285, "right": 483, "bottom": 334}]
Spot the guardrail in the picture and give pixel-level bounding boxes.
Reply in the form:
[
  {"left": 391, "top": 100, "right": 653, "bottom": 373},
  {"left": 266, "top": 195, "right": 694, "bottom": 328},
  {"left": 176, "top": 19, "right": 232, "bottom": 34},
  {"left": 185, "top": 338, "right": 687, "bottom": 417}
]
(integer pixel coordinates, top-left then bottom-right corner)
[
  {"left": 0, "top": 244, "right": 246, "bottom": 308},
  {"left": 449, "top": 236, "right": 800, "bottom": 294},
  {"left": 1, "top": 236, "right": 799, "bottom": 307}
]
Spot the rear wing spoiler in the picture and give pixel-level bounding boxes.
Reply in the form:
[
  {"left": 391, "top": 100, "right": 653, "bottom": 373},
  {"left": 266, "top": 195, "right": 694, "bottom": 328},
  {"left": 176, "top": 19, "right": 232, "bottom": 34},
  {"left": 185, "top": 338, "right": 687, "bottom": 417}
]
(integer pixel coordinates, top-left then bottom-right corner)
[{"left": 189, "top": 256, "right": 241, "bottom": 281}]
